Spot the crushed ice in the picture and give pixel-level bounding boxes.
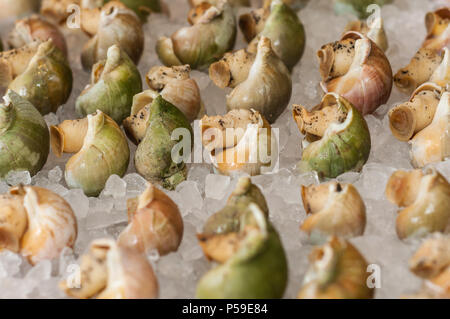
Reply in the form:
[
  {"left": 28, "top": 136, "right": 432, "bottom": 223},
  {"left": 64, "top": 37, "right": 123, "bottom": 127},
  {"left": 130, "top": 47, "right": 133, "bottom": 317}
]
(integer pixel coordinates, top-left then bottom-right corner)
[{"left": 0, "top": 0, "right": 449, "bottom": 298}]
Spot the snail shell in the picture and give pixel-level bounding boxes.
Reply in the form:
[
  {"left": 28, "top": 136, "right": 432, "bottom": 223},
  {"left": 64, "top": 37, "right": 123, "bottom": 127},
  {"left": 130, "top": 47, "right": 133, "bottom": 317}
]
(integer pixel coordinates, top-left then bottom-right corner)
[
  {"left": 0, "top": 185, "right": 77, "bottom": 265},
  {"left": 7, "top": 40, "right": 73, "bottom": 115},
  {"left": 81, "top": 1, "right": 144, "bottom": 71},
  {"left": 394, "top": 8, "right": 450, "bottom": 94},
  {"left": 200, "top": 108, "right": 275, "bottom": 176},
  {"left": 410, "top": 236, "right": 450, "bottom": 280},
  {"left": 50, "top": 118, "right": 88, "bottom": 157},
  {"left": 197, "top": 202, "right": 287, "bottom": 298},
  {"left": 423, "top": 7, "right": 450, "bottom": 52},
  {"left": 122, "top": 90, "right": 158, "bottom": 145},
  {"left": 407, "top": 236, "right": 450, "bottom": 298},
  {"left": 79, "top": 0, "right": 157, "bottom": 35},
  {"left": 60, "top": 238, "right": 159, "bottom": 299},
  {"left": 134, "top": 95, "right": 192, "bottom": 190},
  {"left": 156, "top": 0, "right": 236, "bottom": 70},
  {"left": 238, "top": 7, "right": 269, "bottom": 43},
  {"left": 0, "top": 40, "right": 40, "bottom": 88},
  {"left": 297, "top": 236, "right": 374, "bottom": 299},
  {"left": 118, "top": 183, "right": 184, "bottom": 256},
  {"left": 240, "top": 0, "right": 306, "bottom": 70},
  {"left": 146, "top": 65, "right": 202, "bottom": 122},
  {"left": 301, "top": 182, "right": 366, "bottom": 239},
  {"left": 293, "top": 92, "right": 371, "bottom": 178},
  {"left": 51, "top": 111, "right": 130, "bottom": 197},
  {"left": 76, "top": 44, "right": 142, "bottom": 123},
  {"left": 0, "top": 90, "right": 50, "bottom": 178},
  {"left": 8, "top": 15, "right": 68, "bottom": 57},
  {"left": 410, "top": 92, "right": 450, "bottom": 168},
  {"left": 389, "top": 82, "right": 444, "bottom": 142},
  {"left": 226, "top": 36, "right": 292, "bottom": 123},
  {"left": 318, "top": 31, "right": 393, "bottom": 115},
  {"left": 394, "top": 47, "right": 449, "bottom": 94},
  {"left": 209, "top": 49, "right": 255, "bottom": 89},
  {"left": 202, "top": 177, "right": 269, "bottom": 236},
  {"left": 386, "top": 168, "right": 450, "bottom": 239}
]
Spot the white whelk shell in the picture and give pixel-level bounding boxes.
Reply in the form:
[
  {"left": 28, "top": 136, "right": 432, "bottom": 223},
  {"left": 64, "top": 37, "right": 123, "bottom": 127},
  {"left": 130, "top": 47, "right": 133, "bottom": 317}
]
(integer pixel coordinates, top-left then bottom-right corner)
[{"left": 0, "top": 185, "right": 77, "bottom": 265}]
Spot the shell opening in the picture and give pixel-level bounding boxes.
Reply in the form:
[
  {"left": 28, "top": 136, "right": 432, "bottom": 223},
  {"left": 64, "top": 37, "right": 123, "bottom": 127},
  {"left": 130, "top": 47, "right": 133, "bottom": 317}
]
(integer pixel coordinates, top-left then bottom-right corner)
[
  {"left": 389, "top": 83, "right": 442, "bottom": 141},
  {"left": 209, "top": 49, "right": 254, "bottom": 89},
  {"left": 326, "top": 106, "right": 353, "bottom": 137},
  {"left": 385, "top": 170, "right": 424, "bottom": 207},
  {"left": 209, "top": 60, "right": 232, "bottom": 88},
  {"left": 293, "top": 102, "right": 348, "bottom": 137},
  {"left": 389, "top": 106, "right": 416, "bottom": 141},
  {"left": 50, "top": 118, "right": 89, "bottom": 157},
  {"left": 50, "top": 125, "right": 65, "bottom": 157},
  {"left": 238, "top": 7, "right": 268, "bottom": 42},
  {"left": 317, "top": 38, "right": 356, "bottom": 80}
]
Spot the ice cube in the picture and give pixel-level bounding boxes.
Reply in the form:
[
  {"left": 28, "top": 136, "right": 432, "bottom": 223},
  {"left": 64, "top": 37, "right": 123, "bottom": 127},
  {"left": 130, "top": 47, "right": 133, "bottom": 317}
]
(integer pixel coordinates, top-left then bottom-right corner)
[
  {"left": 25, "top": 260, "right": 52, "bottom": 283},
  {"left": 0, "top": 251, "right": 23, "bottom": 278},
  {"left": 48, "top": 166, "right": 63, "bottom": 183},
  {"left": 176, "top": 181, "right": 203, "bottom": 212},
  {"left": 6, "top": 170, "right": 31, "bottom": 186},
  {"left": 123, "top": 173, "right": 148, "bottom": 193},
  {"left": 64, "top": 189, "right": 89, "bottom": 220},
  {"left": 102, "top": 175, "right": 127, "bottom": 199},
  {"left": 0, "top": 181, "right": 8, "bottom": 193},
  {"left": 205, "top": 174, "right": 230, "bottom": 200}
]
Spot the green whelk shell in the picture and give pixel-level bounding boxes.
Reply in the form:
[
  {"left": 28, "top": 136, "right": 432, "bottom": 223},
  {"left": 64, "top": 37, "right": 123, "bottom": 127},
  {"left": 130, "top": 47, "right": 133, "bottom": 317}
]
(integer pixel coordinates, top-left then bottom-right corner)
[
  {"left": 156, "top": 0, "right": 236, "bottom": 70},
  {"left": 8, "top": 40, "right": 72, "bottom": 115},
  {"left": 245, "top": 0, "right": 306, "bottom": 70},
  {"left": 76, "top": 45, "right": 142, "bottom": 124},
  {"left": 295, "top": 93, "right": 371, "bottom": 178},
  {"left": 64, "top": 111, "right": 130, "bottom": 197},
  {"left": 226, "top": 36, "right": 292, "bottom": 123},
  {"left": 196, "top": 177, "right": 288, "bottom": 299},
  {"left": 134, "top": 95, "right": 193, "bottom": 190},
  {"left": 80, "top": 1, "right": 144, "bottom": 71},
  {"left": 0, "top": 90, "right": 50, "bottom": 178},
  {"left": 203, "top": 177, "right": 269, "bottom": 235}
]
